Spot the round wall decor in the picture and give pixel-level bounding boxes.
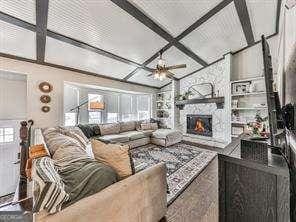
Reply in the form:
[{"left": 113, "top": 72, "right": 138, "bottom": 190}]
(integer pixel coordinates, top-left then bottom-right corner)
[
  {"left": 41, "top": 106, "right": 50, "bottom": 113},
  {"left": 40, "top": 95, "right": 51, "bottom": 103},
  {"left": 39, "top": 82, "right": 53, "bottom": 93}
]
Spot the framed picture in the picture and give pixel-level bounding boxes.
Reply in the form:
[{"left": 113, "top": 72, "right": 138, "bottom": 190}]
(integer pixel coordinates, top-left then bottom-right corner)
[{"left": 232, "top": 81, "right": 251, "bottom": 94}]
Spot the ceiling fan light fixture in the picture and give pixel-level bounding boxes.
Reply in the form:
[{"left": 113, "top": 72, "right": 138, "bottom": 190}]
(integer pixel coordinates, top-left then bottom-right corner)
[{"left": 157, "top": 58, "right": 166, "bottom": 67}]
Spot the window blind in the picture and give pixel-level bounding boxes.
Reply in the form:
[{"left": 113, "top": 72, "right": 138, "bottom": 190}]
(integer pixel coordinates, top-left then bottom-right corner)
[
  {"left": 137, "top": 95, "right": 149, "bottom": 111},
  {"left": 107, "top": 94, "right": 119, "bottom": 113},
  {"left": 121, "top": 94, "right": 132, "bottom": 114}
]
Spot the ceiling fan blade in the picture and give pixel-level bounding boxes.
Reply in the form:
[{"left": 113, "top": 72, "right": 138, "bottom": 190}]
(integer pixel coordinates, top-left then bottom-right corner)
[
  {"left": 166, "top": 64, "right": 186, "bottom": 70},
  {"left": 166, "top": 71, "right": 175, "bottom": 79}
]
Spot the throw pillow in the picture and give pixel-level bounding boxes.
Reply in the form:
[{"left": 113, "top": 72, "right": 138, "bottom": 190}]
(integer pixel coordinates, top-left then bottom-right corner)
[
  {"left": 59, "top": 126, "right": 89, "bottom": 149},
  {"left": 91, "top": 139, "right": 135, "bottom": 179},
  {"left": 141, "top": 122, "right": 158, "bottom": 130},
  {"left": 99, "top": 123, "right": 120, "bottom": 136},
  {"left": 120, "top": 121, "right": 136, "bottom": 132}
]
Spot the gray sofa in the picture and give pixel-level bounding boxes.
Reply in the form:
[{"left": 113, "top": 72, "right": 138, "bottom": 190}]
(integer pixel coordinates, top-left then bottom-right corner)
[{"left": 77, "top": 120, "right": 182, "bottom": 148}]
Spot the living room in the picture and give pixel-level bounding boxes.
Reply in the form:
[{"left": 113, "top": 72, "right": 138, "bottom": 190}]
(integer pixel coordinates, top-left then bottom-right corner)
[{"left": 0, "top": 0, "right": 295, "bottom": 222}]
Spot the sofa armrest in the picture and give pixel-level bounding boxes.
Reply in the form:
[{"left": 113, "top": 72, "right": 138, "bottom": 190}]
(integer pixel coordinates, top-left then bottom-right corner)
[{"left": 35, "top": 163, "right": 167, "bottom": 222}]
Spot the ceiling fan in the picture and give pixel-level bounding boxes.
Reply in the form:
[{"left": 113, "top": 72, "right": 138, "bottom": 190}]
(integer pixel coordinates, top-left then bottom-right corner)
[{"left": 147, "top": 50, "right": 186, "bottom": 81}]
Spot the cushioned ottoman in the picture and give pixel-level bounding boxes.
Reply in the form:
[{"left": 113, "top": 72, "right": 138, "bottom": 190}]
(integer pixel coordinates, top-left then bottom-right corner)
[{"left": 151, "top": 129, "right": 183, "bottom": 147}]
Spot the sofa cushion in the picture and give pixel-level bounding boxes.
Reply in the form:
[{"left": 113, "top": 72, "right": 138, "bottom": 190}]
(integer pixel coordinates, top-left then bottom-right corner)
[
  {"left": 99, "top": 123, "right": 120, "bottom": 136},
  {"left": 120, "top": 121, "right": 136, "bottom": 133},
  {"left": 120, "top": 131, "right": 147, "bottom": 141},
  {"left": 42, "top": 127, "right": 88, "bottom": 161},
  {"left": 141, "top": 123, "right": 158, "bottom": 131},
  {"left": 97, "top": 134, "right": 130, "bottom": 143},
  {"left": 152, "top": 129, "right": 180, "bottom": 139},
  {"left": 77, "top": 124, "right": 100, "bottom": 138},
  {"left": 135, "top": 119, "right": 150, "bottom": 130},
  {"left": 91, "top": 139, "right": 135, "bottom": 179}
]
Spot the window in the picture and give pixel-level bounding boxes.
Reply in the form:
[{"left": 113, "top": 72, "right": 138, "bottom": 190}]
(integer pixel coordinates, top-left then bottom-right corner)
[
  {"left": 137, "top": 95, "right": 150, "bottom": 120},
  {"left": 0, "top": 127, "right": 14, "bottom": 143},
  {"left": 89, "top": 112, "right": 102, "bottom": 124},
  {"left": 121, "top": 114, "right": 132, "bottom": 122},
  {"left": 107, "top": 113, "right": 118, "bottom": 123},
  {"left": 65, "top": 113, "right": 76, "bottom": 126},
  {"left": 121, "top": 94, "right": 133, "bottom": 122},
  {"left": 138, "top": 111, "right": 149, "bottom": 120}
]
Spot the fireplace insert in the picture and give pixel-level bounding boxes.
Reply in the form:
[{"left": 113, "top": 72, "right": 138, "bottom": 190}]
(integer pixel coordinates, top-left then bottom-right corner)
[{"left": 186, "top": 114, "right": 213, "bottom": 137}]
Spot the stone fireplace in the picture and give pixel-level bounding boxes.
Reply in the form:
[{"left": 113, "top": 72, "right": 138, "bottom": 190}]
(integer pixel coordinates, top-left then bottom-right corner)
[{"left": 187, "top": 114, "right": 213, "bottom": 137}]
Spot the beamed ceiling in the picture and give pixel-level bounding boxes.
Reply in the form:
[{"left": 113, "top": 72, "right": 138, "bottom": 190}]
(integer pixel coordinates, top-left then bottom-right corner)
[{"left": 0, "top": 0, "right": 281, "bottom": 89}]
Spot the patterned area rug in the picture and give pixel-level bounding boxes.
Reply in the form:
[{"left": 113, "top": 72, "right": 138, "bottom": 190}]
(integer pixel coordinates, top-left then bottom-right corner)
[{"left": 131, "top": 143, "right": 217, "bottom": 205}]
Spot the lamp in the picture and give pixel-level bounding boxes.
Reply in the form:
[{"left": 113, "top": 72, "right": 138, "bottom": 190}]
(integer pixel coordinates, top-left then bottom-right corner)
[{"left": 89, "top": 101, "right": 105, "bottom": 110}]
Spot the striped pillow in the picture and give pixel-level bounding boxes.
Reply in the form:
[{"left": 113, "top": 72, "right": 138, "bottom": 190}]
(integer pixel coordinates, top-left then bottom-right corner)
[{"left": 32, "top": 157, "right": 69, "bottom": 214}]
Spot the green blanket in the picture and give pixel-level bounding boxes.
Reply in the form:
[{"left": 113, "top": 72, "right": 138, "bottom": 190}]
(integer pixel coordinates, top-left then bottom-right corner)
[{"left": 56, "top": 158, "right": 118, "bottom": 208}]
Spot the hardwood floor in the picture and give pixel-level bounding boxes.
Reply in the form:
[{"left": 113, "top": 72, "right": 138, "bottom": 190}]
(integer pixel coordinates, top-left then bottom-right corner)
[{"left": 165, "top": 156, "right": 219, "bottom": 222}]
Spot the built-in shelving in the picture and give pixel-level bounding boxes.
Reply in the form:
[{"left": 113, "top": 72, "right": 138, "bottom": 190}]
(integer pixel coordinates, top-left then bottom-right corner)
[
  {"left": 230, "top": 76, "right": 264, "bottom": 83},
  {"left": 231, "top": 107, "right": 267, "bottom": 110},
  {"left": 231, "top": 91, "right": 266, "bottom": 97},
  {"left": 231, "top": 75, "right": 268, "bottom": 136}
]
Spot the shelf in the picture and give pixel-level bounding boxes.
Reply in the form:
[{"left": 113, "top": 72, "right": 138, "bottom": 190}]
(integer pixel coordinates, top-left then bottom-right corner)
[
  {"left": 156, "top": 108, "right": 171, "bottom": 111},
  {"left": 175, "top": 97, "right": 225, "bottom": 109},
  {"left": 231, "top": 91, "right": 266, "bottom": 97},
  {"left": 231, "top": 107, "right": 267, "bottom": 110},
  {"left": 231, "top": 121, "right": 247, "bottom": 125},
  {"left": 231, "top": 76, "right": 264, "bottom": 83}
]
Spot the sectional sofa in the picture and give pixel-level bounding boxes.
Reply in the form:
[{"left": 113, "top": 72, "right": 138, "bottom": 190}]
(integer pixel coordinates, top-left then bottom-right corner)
[
  {"left": 32, "top": 128, "right": 167, "bottom": 222},
  {"left": 77, "top": 120, "right": 183, "bottom": 148}
]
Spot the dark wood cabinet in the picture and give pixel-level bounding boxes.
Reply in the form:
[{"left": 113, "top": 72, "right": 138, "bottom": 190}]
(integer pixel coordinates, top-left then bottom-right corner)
[{"left": 219, "top": 142, "right": 290, "bottom": 222}]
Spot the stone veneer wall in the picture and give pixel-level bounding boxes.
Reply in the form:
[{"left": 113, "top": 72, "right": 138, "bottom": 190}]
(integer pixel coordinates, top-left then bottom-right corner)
[{"left": 178, "top": 55, "right": 232, "bottom": 146}]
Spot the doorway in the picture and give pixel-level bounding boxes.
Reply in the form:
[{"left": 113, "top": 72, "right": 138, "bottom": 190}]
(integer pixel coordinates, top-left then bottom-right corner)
[{"left": 0, "top": 71, "right": 27, "bottom": 204}]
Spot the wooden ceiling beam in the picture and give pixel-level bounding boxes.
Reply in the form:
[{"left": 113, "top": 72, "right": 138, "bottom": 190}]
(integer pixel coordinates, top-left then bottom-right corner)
[
  {"left": 234, "top": 0, "right": 255, "bottom": 46},
  {"left": 36, "top": 0, "right": 49, "bottom": 63},
  {"left": 111, "top": 0, "right": 208, "bottom": 70},
  {"left": 122, "top": 0, "right": 233, "bottom": 80}
]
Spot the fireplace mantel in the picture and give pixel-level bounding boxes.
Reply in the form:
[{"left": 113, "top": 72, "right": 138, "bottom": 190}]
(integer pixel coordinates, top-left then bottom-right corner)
[{"left": 175, "top": 97, "right": 225, "bottom": 109}]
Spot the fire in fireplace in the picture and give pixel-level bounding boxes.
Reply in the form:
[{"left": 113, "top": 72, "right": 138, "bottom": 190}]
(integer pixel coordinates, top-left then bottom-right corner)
[{"left": 187, "top": 114, "right": 213, "bottom": 137}]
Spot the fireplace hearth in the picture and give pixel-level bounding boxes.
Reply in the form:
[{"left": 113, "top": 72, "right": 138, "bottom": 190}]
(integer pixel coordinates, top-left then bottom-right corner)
[{"left": 187, "top": 114, "right": 213, "bottom": 137}]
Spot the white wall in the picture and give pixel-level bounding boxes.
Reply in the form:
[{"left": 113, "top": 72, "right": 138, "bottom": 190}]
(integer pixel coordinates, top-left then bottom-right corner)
[
  {"left": 232, "top": 35, "right": 279, "bottom": 81},
  {"left": 179, "top": 55, "right": 232, "bottom": 145},
  {"left": 0, "top": 56, "right": 158, "bottom": 128},
  {"left": 0, "top": 71, "right": 27, "bottom": 120}
]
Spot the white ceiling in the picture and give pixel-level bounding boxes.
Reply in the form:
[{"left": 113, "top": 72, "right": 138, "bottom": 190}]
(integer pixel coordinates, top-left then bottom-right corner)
[
  {"left": 246, "top": 0, "right": 277, "bottom": 41},
  {"left": 47, "top": 0, "right": 168, "bottom": 64},
  {"left": 45, "top": 36, "right": 136, "bottom": 79},
  {"left": 0, "top": 0, "right": 280, "bottom": 88},
  {"left": 129, "top": 0, "right": 222, "bottom": 37},
  {"left": 0, "top": 20, "right": 36, "bottom": 59},
  {"left": 180, "top": 2, "right": 247, "bottom": 63},
  {"left": 0, "top": 0, "right": 35, "bottom": 24}
]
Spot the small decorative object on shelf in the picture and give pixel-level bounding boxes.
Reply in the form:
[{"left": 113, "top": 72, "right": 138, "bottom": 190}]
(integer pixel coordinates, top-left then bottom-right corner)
[
  {"left": 247, "top": 113, "right": 269, "bottom": 139},
  {"left": 39, "top": 82, "right": 53, "bottom": 93},
  {"left": 232, "top": 81, "right": 251, "bottom": 94},
  {"left": 40, "top": 95, "right": 51, "bottom": 103}
]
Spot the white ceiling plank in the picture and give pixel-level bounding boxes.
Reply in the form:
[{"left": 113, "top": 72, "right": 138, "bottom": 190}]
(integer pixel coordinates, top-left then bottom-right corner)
[
  {"left": 245, "top": 0, "right": 277, "bottom": 41},
  {"left": 181, "top": 2, "right": 247, "bottom": 63},
  {"left": 45, "top": 37, "right": 136, "bottom": 80},
  {"left": 129, "top": 69, "right": 170, "bottom": 88},
  {"left": 130, "top": 0, "right": 222, "bottom": 37},
  {"left": 47, "top": 0, "right": 168, "bottom": 64},
  {"left": 0, "top": 21, "right": 36, "bottom": 59},
  {"left": 147, "top": 46, "right": 202, "bottom": 79},
  {"left": 0, "top": 0, "right": 35, "bottom": 24}
]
